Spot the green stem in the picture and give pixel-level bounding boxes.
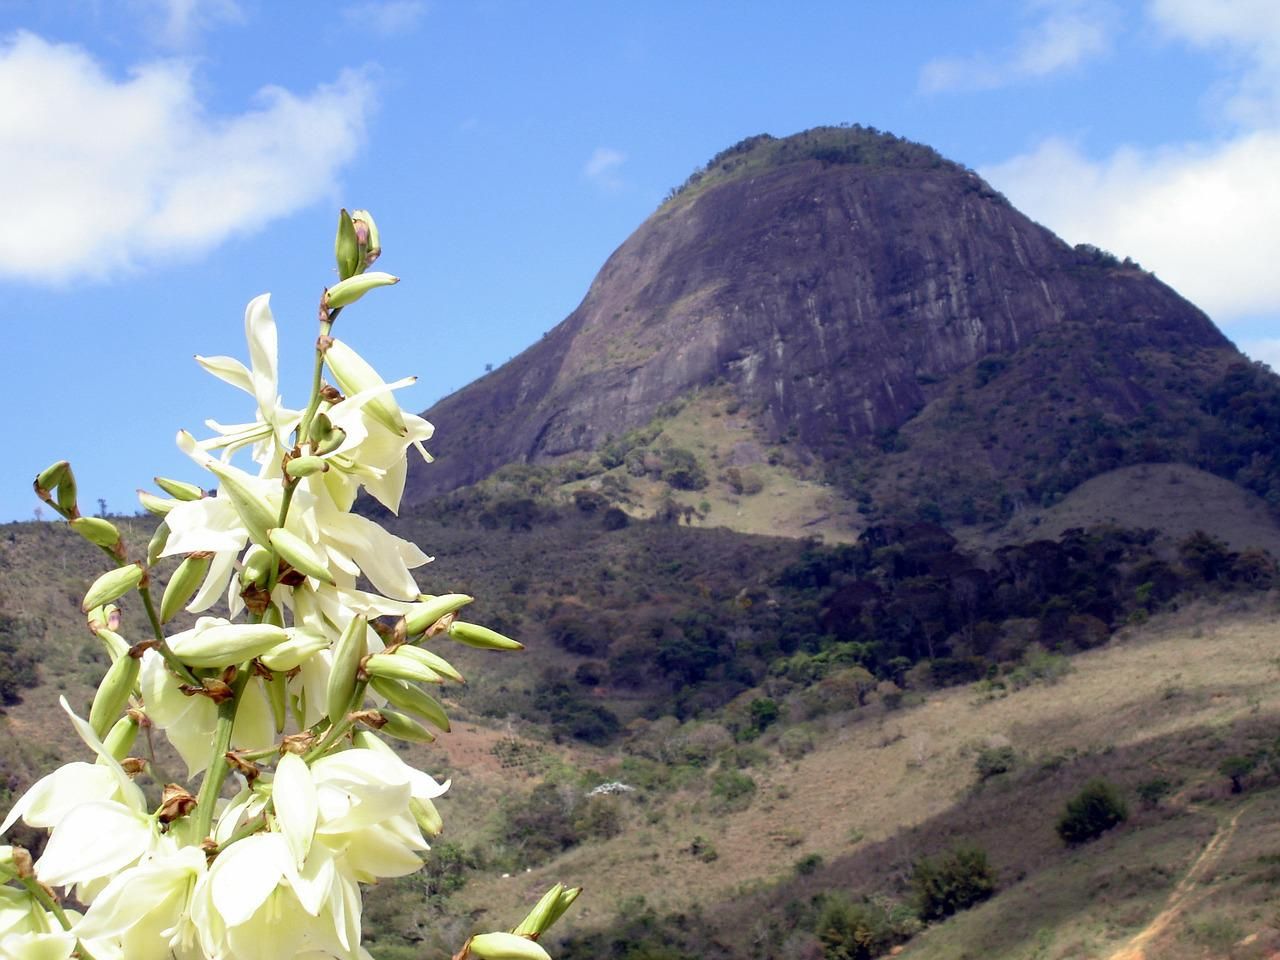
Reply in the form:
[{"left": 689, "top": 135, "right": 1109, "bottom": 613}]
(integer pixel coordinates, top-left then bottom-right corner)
[
  {"left": 20, "top": 877, "right": 100, "bottom": 960},
  {"left": 296, "top": 306, "right": 341, "bottom": 448},
  {"left": 138, "top": 584, "right": 200, "bottom": 686},
  {"left": 191, "top": 665, "right": 252, "bottom": 843}
]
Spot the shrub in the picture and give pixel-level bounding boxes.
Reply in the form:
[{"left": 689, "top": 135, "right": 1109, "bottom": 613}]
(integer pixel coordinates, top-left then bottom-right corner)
[
  {"left": 710, "top": 768, "right": 757, "bottom": 810},
  {"left": 974, "top": 745, "right": 1017, "bottom": 781},
  {"left": 1136, "top": 777, "right": 1173, "bottom": 808},
  {"left": 1219, "top": 755, "right": 1257, "bottom": 794},
  {"left": 660, "top": 448, "right": 708, "bottom": 490},
  {"left": 815, "top": 895, "right": 917, "bottom": 960},
  {"left": 1057, "top": 778, "right": 1128, "bottom": 845},
  {"left": 911, "top": 845, "right": 996, "bottom": 921}
]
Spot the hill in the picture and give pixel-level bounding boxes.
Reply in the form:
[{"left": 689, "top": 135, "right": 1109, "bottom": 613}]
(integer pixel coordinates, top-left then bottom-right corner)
[{"left": 404, "top": 125, "right": 1280, "bottom": 540}]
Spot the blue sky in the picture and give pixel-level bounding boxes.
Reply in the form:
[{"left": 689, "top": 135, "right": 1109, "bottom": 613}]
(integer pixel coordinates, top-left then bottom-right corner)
[{"left": 4, "top": 0, "right": 1278, "bottom": 521}]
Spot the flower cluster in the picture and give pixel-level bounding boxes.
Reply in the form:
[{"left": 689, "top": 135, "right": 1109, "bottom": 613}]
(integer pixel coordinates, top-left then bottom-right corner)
[{"left": 8, "top": 211, "right": 577, "bottom": 960}]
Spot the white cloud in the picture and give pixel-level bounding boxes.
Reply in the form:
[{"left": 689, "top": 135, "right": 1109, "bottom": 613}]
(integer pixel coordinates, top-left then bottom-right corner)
[
  {"left": 982, "top": 133, "right": 1280, "bottom": 321},
  {"left": 584, "top": 146, "right": 626, "bottom": 190},
  {"left": 342, "top": 1, "right": 428, "bottom": 37},
  {"left": 976, "top": 3, "right": 1280, "bottom": 324},
  {"left": 134, "top": 0, "right": 244, "bottom": 48},
  {"left": 920, "top": 1, "right": 1113, "bottom": 93},
  {"left": 0, "top": 31, "right": 375, "bottom": 283},
  {"left": 1148, "top": 0, "right": 1280, "bottom": 125}
]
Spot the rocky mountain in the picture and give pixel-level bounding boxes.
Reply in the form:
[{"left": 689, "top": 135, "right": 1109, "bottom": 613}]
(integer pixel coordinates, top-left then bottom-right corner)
[{"left": 406, "top": 125, "right": 1277, "bottom": 528}]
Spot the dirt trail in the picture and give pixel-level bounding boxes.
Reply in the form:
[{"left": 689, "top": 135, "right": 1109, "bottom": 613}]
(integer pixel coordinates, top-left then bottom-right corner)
[{"left": 1106, "top": 802, "right": 1250, "bottom": 960}]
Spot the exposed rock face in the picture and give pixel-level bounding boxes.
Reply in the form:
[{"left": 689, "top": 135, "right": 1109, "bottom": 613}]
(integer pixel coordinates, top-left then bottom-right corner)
[{"left": 404, "top": 127, "right": 1231, "bottom": 504}]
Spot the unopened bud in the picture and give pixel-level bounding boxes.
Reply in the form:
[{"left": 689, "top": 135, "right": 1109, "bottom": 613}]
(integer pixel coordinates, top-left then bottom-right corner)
[
  {"left": 147, "top": 520, "right": 170, "bottom": 568},
  {"left": 369, "top": 676, "right": 451, "bottom": 732},
  {"left": 89, "top": 649, "right": 140, "bottom": 738},
  {"left": 512, "top": 883, "right": 581, "bottom": 938},
  {"left": 334, "top": 208, "right": 360, "bottom": 281},
  {"left": 240, "top": 544, "right": 274, "bottom": 589},
  {"left": 323, "top": 271, "right": 399, "bottom": 310},
  {"left": 404, "top": 593, "right": 474, "bottom": 637},
  {"left": 258, "top": 629, "right": 329, "bottom": 671},
  {"left": 448, "top": 620, "right": 524, "bottom": 651},
  {"left": 168, "top": 621, "right": 288, "bottom": 669},
  {"left": 395, "top": 644, "right": 463, "bottom": 683},
  {"left": 70, "top": 516, "right": 122, "bottom": 550},
  {"left": 350, "top": 209, "right": 381, "bottom": 267},
  {"left": 160, "top": 554, "right": 212, "bottom": 623},
  {"left": 34, "top": 460, "right": 69, "bottom": 497},
  {"left": 285, "top": 455, "right": 328, "bottom": 478},
  {"left": 326, "top": 615, "right": 368, "bottom": 725},
  {"left": 154, "top": 476, "right": 204, "bottom": 501},
  {"left": 410, "top": 796, "right": 444, "bottom": 838},
  {"left": 82, "top": 563, "right": 144, "bottom": 612},
  {"left": 137, "top": 489, "right": 179, "bottom": 516},
  {"left": 372, "top": 708, "right": 436, "bottom": 743},
  {"left": 467, "top": 932, "right": 552, "bottom": 960},
  {"left": 364, "top": 651, "right": 442, "bottom": 687},
  {"left": 102, "top": 713, "right": 140, "bottom": 761},
  {"left": 94, "top": 627, "right": 131, "bottom": 662}
]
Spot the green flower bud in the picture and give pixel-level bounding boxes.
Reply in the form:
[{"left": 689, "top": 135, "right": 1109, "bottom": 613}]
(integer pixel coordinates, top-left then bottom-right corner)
[
  {"left": 0, "top": 846, "right": 19, "bottom": 882},
  {"left": 268, "top": 528, "right": 335, "bottom": 584},
  {"left": 375, "top": 708, "right": 436, "bottom": 743},
  {"left": 447, "top": 620, "right": 524, "bottom": 651},
  {"left": 467, "top": 933, "right": 552, "bottom": 960},
  {"left": 153, "top": 476, "right": 204, "bottom": 501},
  {"left": 146, "top": 520, "right": 170, "bottom": 568},
  {"left": 512, "top": 884, "right": 565, "bottom": 938},
  {"left": 351, "top": 209, "right": 381, "bottom": 267},
  {"left": 89, "top": 651, "right": 140, "bottom": 738},
  {"left": 69, "top": 516, "right": 121, "bottom": 549},
  {"left": 204, "top": 462, "right": 275, "bottom": 546},
  {"left": 410, "top": 796, "right": 444, "bottom": 838},
  {"left": 284, "top": 455, "right": 329, "bottom": 478},
  {"left": 364, "top": 651, "right": 442, "bottom": 687},
  {"left": 82, "top": 563, "right": 144, "bottom": 613},
  {"left": 34, "top": 460, "right": 69, "bottom": 496},
  {"left": 395, "top": 644, "right": 463, "bottom": 683},
  {"left": 160, "top": 554, "right": 212, "bottom": 623},
  {"left": 95, "top": 627, "right": 131, "bottom": 663},
  {"left": 168, "top": 622, "right": 288, "bottom": 669},
  {"left": 102, "top": 713, "right": 140, "bottom": 762},
  {"left": 240, "top": 544, "right": 275, "bottom": 589},
  {"left": 324, "top": 338, "right": 406, "bottom": 434},
  {"left": 334, "top": 208, "right": 360, "bottom": 281},
  {"left": 404, "top": 593, "right": 473, "bottom": 637},
  {"left": 54, "top": 462, "right": 78, "bottom": 515},
  {"left": 323, "top": 271, "right": 399, "bottom": 310},
  {"left": 313, "top": 426, "right": 348, "bottom": 456},
  {"left": 258, "top": 629, "right": 329, "bottom": 671},
  {"left": 326, "top": 615, "right": 368, "bottom": 724},
  {"left": 369, "top": 676, "right": 451, "bottom": 732},
  {"left": 137, "top": 489, "right": 179, "bottom": 516}
]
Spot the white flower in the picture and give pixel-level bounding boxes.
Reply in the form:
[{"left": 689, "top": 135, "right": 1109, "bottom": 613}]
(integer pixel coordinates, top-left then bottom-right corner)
[
  {"left": 193, "top": 293, "right": 301, "bottom": 467},
  {"left": 72, "top": 847, "right": 206, "bottom": 960}
]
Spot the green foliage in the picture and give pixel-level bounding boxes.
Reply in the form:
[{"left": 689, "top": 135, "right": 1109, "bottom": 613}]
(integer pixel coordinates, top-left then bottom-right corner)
[
  {"left": 1056, "top": 778, "right": 1128, "bottom": 846},
  {"left": 687, "top": 835, "right": 718, "bottom": 863},
  {"left": 911, "top": 845, "right": 996, "bottom": 921},
  {"left": 723, "top": 467, "right": 763, "bottom": 496},
  {"left": 533, "top": 679, "right": 621, "bottom": 745},
  {"left": 815, "top": 894, "right": 919, "bottom": 960},
  {"left": 710, "top": 768, "right": 757, "bottom": 811},
  {"left": 0, "top": 615, "right": 43, "bottom": 706},
  {"left": 1136, "top": 777, "right": 1173, "bottom": 808},
  {"left": 659, "top": 447, "right": 708, "bottom": 491},
  {"left": 1219, "top": 754, "right": 1257, "bottom": 793},
  {"left": 974, "top": 745, "right": 1017, "bottom": 781}
]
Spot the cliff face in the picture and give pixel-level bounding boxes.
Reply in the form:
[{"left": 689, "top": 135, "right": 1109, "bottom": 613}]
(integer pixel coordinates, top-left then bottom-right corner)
[{"left": 404, "top": 127, "right": 1231, "bottom": 505}]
